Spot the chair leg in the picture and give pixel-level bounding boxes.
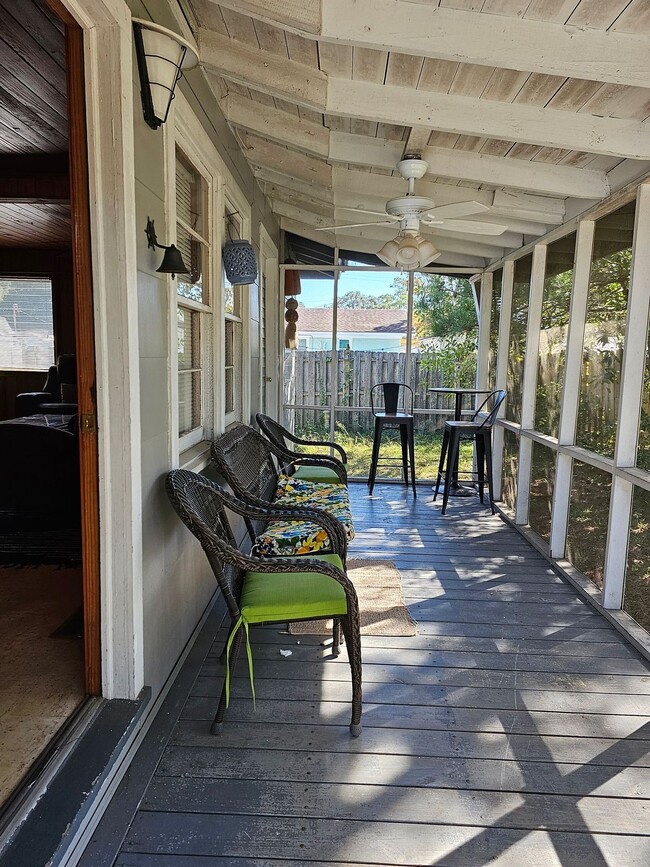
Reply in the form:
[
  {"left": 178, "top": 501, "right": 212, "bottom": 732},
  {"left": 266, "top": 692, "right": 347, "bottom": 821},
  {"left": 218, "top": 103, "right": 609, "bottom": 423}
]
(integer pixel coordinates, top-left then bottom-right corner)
[
  {"left": 408, "top": 421, "right": 417, "bottom": 497},
  {"left": 483, "top": 432, "right": 496, "bottom": 514},
  {"left": 212, "top": 627, "right": 243, "bottom": 734},
  {"left": 399, "top": 424, "right": 409, "bottom": 486},
  {"left": 368, "top": 418, "right": 382, "bottom": 495},
  {"left": 475, "top": 435, "right": 486, "bottom": 504},
  {"left": 442, "top": 430, "right": 460, "bottom": 516},
  {"left": 341, "top": 614, "right": 362, "bottom": 737},
  {"left": 434, "top": 428, "right": 449, "bottom": 501},
  {"left": 332, "top": 618, "right": 342, "bottom": 657}
]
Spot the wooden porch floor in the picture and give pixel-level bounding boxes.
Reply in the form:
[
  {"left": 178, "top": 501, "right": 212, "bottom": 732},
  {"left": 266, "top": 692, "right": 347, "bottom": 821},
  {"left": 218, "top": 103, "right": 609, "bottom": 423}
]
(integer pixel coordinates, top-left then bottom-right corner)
[{"left": 85, "top": 483, "right": 650, "bottom": 866}]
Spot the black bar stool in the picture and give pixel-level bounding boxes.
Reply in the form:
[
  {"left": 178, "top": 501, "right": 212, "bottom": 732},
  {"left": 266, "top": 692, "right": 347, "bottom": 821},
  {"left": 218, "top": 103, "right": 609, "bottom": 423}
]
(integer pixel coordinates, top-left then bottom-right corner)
[
  {"left": 434, "top": 389, "right": 506, "bottom": 515},
  {"left": 368, "top": 382, "right": 416, "bottom": 497}
]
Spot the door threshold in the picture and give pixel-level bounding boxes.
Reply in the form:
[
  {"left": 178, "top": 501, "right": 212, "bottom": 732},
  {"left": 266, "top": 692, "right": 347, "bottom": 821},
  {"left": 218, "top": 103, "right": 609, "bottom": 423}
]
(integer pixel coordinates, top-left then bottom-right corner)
[{"left": 0, "top": 691, "right": 148, "bottom": 866}]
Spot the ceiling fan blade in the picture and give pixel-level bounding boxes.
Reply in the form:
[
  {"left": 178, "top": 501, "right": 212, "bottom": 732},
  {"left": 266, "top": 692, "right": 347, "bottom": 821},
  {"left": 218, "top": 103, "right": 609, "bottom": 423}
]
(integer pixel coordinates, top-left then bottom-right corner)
[
  {"left": 421, "top": 217, "right": 508, "bottom": 236},
  {"left": 423, "top": 201, "right": 490, "bottom": 220},
  {"left": 314, "top": 221, "right": 395, "bottom": 231},
  {"left": 337, "top": 206, "right": 396, "bottom": 218}
]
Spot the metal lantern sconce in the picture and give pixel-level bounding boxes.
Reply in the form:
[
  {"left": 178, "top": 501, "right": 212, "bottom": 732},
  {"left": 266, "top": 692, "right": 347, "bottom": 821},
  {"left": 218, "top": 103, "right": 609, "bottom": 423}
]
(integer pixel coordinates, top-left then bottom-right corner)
[
  {"left": 133, "top": 18, "right": 199, "bottom": 130},
  {"left": 222, "top": 212, "right": 258, "bottom": 285},
  {"left": 145, "top": 217, "right": 190, "bottom": 278}
]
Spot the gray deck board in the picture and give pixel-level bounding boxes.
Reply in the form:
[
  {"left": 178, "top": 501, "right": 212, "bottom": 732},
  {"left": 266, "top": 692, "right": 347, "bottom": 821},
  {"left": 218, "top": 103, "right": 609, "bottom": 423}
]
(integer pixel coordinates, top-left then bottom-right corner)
[{"left": 87, "top": 483, "right": 650, "bottom": 866}]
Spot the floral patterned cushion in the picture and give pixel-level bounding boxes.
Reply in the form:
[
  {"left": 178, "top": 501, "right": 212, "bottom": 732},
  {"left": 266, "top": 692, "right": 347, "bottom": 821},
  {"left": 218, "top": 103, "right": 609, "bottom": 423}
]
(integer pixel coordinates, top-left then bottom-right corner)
[{"left": 253, "top": 475, "right": 354, "bottom": 557}]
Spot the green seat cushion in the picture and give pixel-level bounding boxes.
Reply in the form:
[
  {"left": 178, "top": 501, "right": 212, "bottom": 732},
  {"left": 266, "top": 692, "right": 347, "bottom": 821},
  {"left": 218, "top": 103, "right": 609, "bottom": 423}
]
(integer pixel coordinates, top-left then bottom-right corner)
[
  {"left": 240, "top": 553, "right": 347, "bottom": 624},
  {"left": 293, "top": 465, "right": 341, "bottom": 484}
]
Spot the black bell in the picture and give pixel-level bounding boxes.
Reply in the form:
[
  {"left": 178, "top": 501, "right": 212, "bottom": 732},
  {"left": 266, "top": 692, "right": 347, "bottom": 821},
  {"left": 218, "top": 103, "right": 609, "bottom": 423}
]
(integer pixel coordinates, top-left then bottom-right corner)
[{"left": 156, "top": 244, "right": 190, "bottom": 277}]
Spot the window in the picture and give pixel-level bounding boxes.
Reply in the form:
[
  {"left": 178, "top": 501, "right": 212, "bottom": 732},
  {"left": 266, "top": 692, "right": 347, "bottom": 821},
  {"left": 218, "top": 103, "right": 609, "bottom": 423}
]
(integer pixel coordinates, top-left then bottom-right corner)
[
  {"left": 223, "top": 204, "right": 244, "bottom": 424},
  {"left": 175, "top": 148, "right": 212, "bottom": 447},
  {"left": 338, "top": 338, "right": 350, "bottom": 350},
  {"left": 0, "top": 277, "right": 54, "bottom": 371},
  {"left": 505, "top": 255, "right": 532, "bottom": 424},
  {"left": 576, "top": 201, "right": 635, "bottom": 458},
  {"left": 535, "top": 233, "right": 576, "bottom": 437},
  {"left": 487, "top": 268, "right": 502, "bottom": 390}
]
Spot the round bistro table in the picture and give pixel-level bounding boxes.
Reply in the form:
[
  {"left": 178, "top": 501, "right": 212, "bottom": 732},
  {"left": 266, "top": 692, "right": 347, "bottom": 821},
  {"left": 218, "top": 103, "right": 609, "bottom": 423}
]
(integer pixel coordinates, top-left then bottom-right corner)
[{"left": 428, "top": 387, "right": 494, "bottom": 497}]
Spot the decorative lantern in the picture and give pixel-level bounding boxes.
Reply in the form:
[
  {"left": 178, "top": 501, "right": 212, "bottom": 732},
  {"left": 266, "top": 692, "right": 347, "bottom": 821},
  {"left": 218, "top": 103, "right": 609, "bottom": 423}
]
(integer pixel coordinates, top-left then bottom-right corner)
[{"left": 223, "top": 240, "right": 258, "bottom": 285}]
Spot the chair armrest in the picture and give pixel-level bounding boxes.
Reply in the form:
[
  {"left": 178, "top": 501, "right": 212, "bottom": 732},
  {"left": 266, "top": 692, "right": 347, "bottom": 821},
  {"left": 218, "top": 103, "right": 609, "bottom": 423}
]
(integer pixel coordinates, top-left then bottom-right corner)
[
  {"left": 289, "top": 435, "right": 347, "bottom": 463},
  {"left": 218, "top": 487, "right": 348, "bottom": 560},
  {"left": 14, "top": 392, "right": 52, "bottom": 417}
]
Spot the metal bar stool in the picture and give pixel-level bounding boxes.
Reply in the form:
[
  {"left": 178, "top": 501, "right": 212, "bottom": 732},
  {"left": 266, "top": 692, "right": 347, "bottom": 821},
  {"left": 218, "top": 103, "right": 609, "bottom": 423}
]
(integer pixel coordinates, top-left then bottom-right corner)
[
  {"left": 368, "top": 382, "right": 416, "bottom": 497},
  {"left": 434, "top": 389, "right": 506, "bottom": 515}
]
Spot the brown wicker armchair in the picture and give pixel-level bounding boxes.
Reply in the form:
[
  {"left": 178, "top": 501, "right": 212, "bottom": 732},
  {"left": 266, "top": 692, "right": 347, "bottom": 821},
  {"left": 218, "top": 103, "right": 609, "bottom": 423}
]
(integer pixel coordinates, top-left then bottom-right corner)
[
  {"left": 166, "top": 469, "right": 362, "bottom": 736},
  {"left": 256, "top": 413, "right": 347, "bottom": 485},
  {"left": 210, "top": 424, "right": 349, "bottom": 556}
]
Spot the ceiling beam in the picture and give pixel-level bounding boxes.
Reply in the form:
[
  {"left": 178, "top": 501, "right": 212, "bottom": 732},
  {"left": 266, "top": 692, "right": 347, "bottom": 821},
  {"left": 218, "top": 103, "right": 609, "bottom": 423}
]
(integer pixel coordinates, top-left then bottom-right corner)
[
  {"left": 241, "top": 133, "right": 332, "bottom": 188},
  {"left": 329, "top": 131, "right": 610, "bottom": 199},
  {"left": 0, "top": 175, "right": 69, "bottom": 203},
  {"left": 213, "top": 0, "right": 650, "bottom": 89},
  {"left": 326, "top": 79, "right": 650, "bottom": 162},
  {"left": 221, "top": 93, "right": 328, "bottom": 159},
  {"left": 200, "top": 31, "right": 326, "bottom": 109},
  {"left": 204, "top": 35, "right": 650, "bottom": 161},
  {"left": 253, "top": 166, "right": 334, "bottom": 204}
]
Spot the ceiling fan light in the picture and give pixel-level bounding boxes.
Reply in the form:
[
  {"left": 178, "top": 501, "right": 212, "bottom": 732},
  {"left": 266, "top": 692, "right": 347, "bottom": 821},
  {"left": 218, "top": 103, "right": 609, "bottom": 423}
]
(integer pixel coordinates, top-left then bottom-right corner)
[
  {"left": 376, "top": 238, "right": 400, "bottom": 266},
  {"left": 417, "top": 238, "right": 441, "bottom": 267},
  {"left": 395, "top": 235, "right": 421, "bottom": 268}
]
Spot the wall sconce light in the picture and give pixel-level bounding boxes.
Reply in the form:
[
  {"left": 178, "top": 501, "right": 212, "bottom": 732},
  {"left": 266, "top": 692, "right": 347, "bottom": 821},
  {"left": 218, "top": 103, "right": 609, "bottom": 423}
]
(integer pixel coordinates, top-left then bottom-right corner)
[
  {"left": 133, "top": 19, "right": 199, "bottom": 130},
  {"left": 145, "top": 217, "right": 190, "bottom": 277}
]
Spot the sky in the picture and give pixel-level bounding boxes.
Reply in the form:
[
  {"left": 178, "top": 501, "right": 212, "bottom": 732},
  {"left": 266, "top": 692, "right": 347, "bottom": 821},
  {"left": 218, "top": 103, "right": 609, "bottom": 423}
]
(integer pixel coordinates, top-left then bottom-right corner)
[{"left": 299, "top": 269, "right": 401, "bottom": 308}]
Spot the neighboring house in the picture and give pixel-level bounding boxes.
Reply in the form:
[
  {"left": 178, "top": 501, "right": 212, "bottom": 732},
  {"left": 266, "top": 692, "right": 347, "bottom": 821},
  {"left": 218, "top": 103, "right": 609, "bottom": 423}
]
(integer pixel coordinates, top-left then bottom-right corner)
[{"left": 297, "top": 308, "right": 410, "bottom": 352}]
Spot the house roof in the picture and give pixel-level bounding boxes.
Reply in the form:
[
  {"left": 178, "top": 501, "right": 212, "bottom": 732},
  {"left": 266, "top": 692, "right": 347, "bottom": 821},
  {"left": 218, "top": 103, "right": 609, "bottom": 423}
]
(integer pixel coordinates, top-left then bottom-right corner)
[{"left": 298, "top": 307, "right": 407, "bottom": 334}]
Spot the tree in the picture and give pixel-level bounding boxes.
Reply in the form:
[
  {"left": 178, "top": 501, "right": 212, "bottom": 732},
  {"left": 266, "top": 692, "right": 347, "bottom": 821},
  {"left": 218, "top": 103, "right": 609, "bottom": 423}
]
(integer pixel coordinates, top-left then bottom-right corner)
[
  {"left": 409, "top": 275, "right": 477, "bottom": 343},
  {"left": 334, "top": 287, "right": 407, "bottom": 309}
]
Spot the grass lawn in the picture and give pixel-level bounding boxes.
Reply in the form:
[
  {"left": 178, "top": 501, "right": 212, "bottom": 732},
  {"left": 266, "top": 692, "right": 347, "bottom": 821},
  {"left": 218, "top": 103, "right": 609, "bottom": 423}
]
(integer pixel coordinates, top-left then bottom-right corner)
[{"left": 300, "top": 429, "right": 475, "bottom": 482}]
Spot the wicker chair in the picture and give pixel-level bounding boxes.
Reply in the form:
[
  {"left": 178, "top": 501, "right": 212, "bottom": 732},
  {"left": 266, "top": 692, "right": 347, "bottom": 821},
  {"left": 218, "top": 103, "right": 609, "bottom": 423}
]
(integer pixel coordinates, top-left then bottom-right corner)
[
  {"left": 166, "top": 469, "right": 362, "bottom": 736},
  {"left": 256, "top": 413, "right": 347, "bottom": 485},
  {"left": 210, "top": 424, "right": 349, "bottom": 555}
]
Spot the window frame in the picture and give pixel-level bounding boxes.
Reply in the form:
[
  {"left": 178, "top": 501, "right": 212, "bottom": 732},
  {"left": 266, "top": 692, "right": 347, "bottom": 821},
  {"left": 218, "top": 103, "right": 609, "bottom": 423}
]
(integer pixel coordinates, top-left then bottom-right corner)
[
  {"left": 0, "top": 274, "right": 56, "bottom": 372},
  {"left": 175, "top": 144, "right": 213, "bottom": 452},
  {"left": 222, "top": 189, "right": 251, "bottom": 429}
]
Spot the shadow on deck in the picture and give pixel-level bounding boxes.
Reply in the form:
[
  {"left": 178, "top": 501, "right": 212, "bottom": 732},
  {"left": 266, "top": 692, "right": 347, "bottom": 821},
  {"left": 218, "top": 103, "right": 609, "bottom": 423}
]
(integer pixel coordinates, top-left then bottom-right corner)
[{"left": 82, "top": 483, "right": 650, "bottom": 866}]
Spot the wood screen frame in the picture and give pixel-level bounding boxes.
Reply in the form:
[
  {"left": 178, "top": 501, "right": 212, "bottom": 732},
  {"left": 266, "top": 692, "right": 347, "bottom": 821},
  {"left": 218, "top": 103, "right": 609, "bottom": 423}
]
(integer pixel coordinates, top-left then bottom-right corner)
[{"left": 46, "top": 0, "right": 101, "bottom": 695}]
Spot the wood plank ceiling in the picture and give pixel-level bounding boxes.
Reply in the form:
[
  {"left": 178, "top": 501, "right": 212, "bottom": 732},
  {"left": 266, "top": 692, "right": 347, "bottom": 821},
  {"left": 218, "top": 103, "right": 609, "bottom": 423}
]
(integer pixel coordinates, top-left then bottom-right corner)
[
  {"left": 188, "top": 0, "right": 650, "bottom": 268},
  {"left": 0, "top": 0, "right": 70, "bottom": 247}
]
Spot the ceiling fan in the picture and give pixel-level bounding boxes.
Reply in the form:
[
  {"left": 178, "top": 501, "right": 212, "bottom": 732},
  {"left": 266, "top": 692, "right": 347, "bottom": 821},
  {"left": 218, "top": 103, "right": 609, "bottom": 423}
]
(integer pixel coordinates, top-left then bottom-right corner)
[{"left": 315, "top": 156, "right": 508, "bottom": 269}]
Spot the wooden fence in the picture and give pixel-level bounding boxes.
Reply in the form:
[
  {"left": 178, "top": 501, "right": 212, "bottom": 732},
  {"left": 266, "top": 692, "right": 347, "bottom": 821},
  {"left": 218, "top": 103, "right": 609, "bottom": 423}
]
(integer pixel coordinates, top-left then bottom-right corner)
[{"left": 283, "top": 349, "right": 477, "bottom": 435}]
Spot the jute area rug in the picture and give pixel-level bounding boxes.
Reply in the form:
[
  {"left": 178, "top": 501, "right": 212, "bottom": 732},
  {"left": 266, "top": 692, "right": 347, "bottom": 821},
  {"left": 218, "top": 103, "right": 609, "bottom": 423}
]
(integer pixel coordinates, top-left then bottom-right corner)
[{"left": 289, "top": 558, "right": 417, "bottom": 636}]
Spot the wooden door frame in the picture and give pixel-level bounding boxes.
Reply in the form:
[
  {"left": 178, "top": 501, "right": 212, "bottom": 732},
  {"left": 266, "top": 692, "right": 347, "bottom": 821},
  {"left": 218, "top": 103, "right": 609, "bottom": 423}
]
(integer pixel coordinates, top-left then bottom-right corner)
[{"left": 45, "top": 0, "right": 145, "bottom": 701}]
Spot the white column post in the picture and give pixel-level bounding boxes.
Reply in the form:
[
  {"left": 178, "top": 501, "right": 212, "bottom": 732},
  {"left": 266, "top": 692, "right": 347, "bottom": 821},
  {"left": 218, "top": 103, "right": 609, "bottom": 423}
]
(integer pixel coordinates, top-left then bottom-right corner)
[
  {"left": 476, "top": 271, "right": 491, "bottom": 393},
  {"left": 329, "top": 250, "right": 340, "bottom": 444},
  {"left": 602, "top": 183, "right": 650, "bottom": 608},
  {"left": 493, "top": 261, "right": 514, "bottom": 502},
  {"left": 515, "top": 245, "right": 547, "bottom": 525},
  {"left": 549, "top": 220, "right": 595, "bottom": 559}
]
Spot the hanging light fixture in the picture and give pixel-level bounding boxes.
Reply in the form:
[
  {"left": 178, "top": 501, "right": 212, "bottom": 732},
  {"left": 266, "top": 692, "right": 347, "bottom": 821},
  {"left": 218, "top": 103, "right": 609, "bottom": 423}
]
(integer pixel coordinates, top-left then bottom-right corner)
[
  {"left": 133, "top": 19, "right": 199, "bottom": 130},
  {"left": 145, "top": 217, "right": 190, "bottom": 277},
  {"left": 377, "top": 231, "right": 441, "bottom": 270}
]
